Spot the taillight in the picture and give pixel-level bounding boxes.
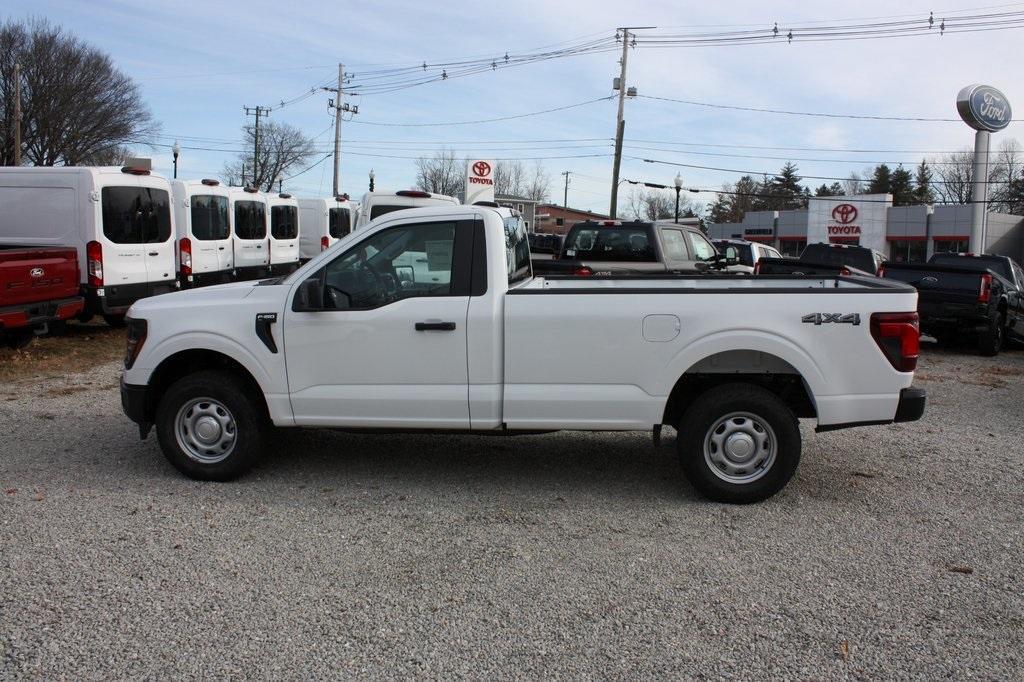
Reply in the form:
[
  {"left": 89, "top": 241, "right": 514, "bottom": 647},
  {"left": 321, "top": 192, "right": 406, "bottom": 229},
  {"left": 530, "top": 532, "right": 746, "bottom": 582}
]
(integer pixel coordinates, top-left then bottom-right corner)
[
  {"left": 573, "top": 266, "right": 594, "bottom": 276},
  {"left": 86, "top": 240, "right": 103, "bottom": 287},
  {"left": 839, "top": 267, "right": 852, "bottom": 276},
  {"left": 870, "top": 312, "right": 920, "bottom": 372},
  {"left": 179, "top": 237, "right": 192, "bottom": 275},
  {"left": 124, "top": 318, "right": 147, "bottom": 369},
  {"left": 876, "top": 265, "right": 886, "bottom": 278},
  {"left": 978, "top": 273, "right": 992, "bottom": 303},
  {"left": 321, "top": 235, "right": 330, "bottom": 252},
  {"left": 753, "top": 261, "right": 762, "bottom": 275}
]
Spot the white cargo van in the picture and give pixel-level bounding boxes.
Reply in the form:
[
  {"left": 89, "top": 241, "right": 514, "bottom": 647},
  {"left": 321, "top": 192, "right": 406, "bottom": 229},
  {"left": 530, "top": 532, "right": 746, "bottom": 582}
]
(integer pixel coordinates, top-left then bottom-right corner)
[
  {"left": 297, "top": 195, "right": 355, "bottom": 261},
  {"left": 266, "top": 192, "right": 301, "bottom": 276},
  {"left": 228, "top": 187, "right": 269, "bottom": 280},
  {"left": 354, "top": 189, "right": 459, "bottom": 230},
  {"left": 0, "top": 165, "right": 178, "bottom": 325},
  {"left": 170, "top": 179, "right": 233, "bottom": 288}
]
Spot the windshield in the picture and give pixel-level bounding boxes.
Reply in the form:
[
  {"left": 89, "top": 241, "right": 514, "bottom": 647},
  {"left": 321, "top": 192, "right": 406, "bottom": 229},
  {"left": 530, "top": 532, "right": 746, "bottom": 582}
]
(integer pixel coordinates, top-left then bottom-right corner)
[
  {"left": 563, "top": 226, "right": 655, "bottom": 262},
  {"left": 234, "top": 200, "right": 266, "bottom": 240},
  {"left": 101, "top": 186, "right": 172, "bottom": 244},
  {"left": 271, "top": 205, "right": 298, "bottom": 239},
  {"left": 930, "top": 254, "right": 1011, "bottom": 279},
  {"left": 190, "top": 195, "right": 229, "bottom": 240},
  {"left": 329, "top": 207, "right": 351, "bottom": 238}
]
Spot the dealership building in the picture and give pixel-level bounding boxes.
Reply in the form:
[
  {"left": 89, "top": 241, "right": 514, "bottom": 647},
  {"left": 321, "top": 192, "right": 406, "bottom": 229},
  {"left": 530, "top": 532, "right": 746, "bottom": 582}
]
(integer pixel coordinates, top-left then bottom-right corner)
[{"left": 707, "top": 194, "right": 1024, "bottom": 263}]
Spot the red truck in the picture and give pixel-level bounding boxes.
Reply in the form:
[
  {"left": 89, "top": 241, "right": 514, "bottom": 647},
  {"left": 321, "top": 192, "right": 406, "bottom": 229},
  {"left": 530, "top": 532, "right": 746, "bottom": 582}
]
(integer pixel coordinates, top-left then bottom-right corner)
[{"left": 0, "top": 247, "right": 85, "bottom": 347}]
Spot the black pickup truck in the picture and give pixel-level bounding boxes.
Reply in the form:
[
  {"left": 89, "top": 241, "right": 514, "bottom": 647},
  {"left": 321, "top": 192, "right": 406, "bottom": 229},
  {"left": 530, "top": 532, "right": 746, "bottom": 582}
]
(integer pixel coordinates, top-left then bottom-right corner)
[
  {"left": 755, "top": 242, "right": 886, "bottom": 277},
  {"left": 880, "top": 253, "right": 1024, "bottom": 355}
]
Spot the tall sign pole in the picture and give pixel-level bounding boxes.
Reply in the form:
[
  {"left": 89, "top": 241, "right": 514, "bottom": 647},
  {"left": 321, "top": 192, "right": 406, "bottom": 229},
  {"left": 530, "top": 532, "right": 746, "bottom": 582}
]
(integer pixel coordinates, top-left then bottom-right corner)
[{"left": 956, "top": 84, "right": 1012, "bottom": 253}]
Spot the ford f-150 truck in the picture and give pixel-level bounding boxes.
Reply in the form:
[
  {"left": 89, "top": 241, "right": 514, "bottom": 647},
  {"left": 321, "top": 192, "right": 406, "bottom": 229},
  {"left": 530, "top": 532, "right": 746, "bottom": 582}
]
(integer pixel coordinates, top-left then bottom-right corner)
[
  {"left": 121, "top": 205, "right": 925, "bottom": 503},
  {"left": 0, "top": 246, "right": 84, "bottom": 347},
  {"left": 880, "top": 252, "right": 1024, "bottom": 355},
  {"left": 755, "top": 243, "right": 886, "bottom": 277}
]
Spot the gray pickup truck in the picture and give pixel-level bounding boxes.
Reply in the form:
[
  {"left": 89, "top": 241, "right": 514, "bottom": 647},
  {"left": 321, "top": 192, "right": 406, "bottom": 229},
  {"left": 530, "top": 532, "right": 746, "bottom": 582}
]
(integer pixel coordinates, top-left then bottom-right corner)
[{"left": 532, "top": 220, "right": 739, "bottom": 276}]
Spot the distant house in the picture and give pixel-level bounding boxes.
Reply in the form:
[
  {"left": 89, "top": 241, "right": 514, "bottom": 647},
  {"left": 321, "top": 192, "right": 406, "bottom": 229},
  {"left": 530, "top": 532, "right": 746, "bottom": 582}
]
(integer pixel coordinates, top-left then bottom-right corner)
[
  {"left": 495, "top": 195, "right": 538, "bottom": 232},
  {"left": 534, "top": 204, "right": 611, "bottom": 235}
]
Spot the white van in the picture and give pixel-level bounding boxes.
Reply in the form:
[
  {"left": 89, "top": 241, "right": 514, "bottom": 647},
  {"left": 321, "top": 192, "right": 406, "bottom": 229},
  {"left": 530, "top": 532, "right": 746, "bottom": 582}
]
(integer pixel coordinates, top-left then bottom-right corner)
[
  {"left": 297, "top": 195, "right": 354, "bottom": 260},
  {"left": 265, "top": 192, "right": 301, "bottom": 276},
  {"left": 170, "top": 178, "right": 233, "bottom": 288},
  {"left": 228, "top": 187, "right": 269, "bottom": 280},
  {"left": 354, "top": 189, "right": 459, "bottom": 230},
  {"left": 0, "top": 164, "right": 178, "bottom": 325}
]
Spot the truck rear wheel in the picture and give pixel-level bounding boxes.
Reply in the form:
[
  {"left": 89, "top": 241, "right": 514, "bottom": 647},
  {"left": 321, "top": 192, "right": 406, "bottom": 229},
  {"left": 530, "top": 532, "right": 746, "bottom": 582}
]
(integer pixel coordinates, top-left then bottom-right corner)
[
  {"left": 155, "top": 370, "right": 266, "bottom": 481},
  {"left": 676, "top": 384, "right": 800, "bottom": 504},
  {"left": 977, "top": 312, "right": 1004, "bottom": 357}
]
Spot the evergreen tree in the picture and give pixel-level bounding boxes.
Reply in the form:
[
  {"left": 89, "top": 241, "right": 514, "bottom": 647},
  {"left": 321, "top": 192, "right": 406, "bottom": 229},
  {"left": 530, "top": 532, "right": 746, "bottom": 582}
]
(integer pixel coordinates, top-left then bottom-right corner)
[
  {"left": 814, "top": 182, "right": 845, "bottom": 197},
  {"left": 912, "top": 160, "right": 935, "bottom": 204},
  {"left": 867, "top": 164, "right": 892, "bottom": 194},
  {"left": 889, "top": 165, "right": 915, "bottom": 206},
  {"left": 768, "top": 162, "right": 805, "bottom": 210}
]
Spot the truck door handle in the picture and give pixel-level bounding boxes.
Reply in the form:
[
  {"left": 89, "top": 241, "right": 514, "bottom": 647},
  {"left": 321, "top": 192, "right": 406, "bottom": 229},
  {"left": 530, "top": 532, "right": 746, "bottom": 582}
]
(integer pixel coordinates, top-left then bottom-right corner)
[
  {"left": 415, "top": 321, "right": 456, "bottom": 331},
  {"left": 148, "top": 251, "right": 159, "bottom": 256}
]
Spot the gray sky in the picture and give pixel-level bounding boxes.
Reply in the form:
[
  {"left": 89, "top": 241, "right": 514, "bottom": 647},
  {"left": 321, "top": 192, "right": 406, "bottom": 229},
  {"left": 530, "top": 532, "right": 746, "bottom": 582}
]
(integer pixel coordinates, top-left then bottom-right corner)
[{"left": 7, "top": 0, "right": 1024, "bottom": 211}]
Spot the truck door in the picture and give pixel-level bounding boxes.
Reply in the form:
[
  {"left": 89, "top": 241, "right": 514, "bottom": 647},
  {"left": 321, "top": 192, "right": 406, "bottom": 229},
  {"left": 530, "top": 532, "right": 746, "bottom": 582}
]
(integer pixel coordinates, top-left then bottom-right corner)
[
  {"left": 658, "top": 227, "right": 693, "bottom": 272},
  {"left": 284, "top": 217, "right": 473, "bottom": 428}
]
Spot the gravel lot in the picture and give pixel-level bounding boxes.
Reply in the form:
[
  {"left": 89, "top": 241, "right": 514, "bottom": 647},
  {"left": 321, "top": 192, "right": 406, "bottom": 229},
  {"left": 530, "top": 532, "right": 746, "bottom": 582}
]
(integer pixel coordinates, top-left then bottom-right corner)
[{"left": 1, "top": 342, "right": 1022, "bottom": 679}]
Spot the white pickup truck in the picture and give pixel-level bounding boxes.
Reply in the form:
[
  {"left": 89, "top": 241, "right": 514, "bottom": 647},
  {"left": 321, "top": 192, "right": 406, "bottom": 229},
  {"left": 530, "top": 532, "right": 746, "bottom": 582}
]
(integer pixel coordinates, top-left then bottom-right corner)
[{"left": 121, "top": 205, "right": 925, "bottom": 503}]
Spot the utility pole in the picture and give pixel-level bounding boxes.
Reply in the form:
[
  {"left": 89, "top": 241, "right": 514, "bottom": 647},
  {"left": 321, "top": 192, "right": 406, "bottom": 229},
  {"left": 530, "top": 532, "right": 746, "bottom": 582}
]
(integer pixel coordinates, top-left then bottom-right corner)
[
  {"left": 243, "top": 105, "right": 271, "bottom": 188},
  {"left": 323, "top": 63, "right": 358, "bottom": 197},
  {"left": 13, "top": 62, "right": 21, "bottom": 166},
  {"left": 561, "top": 171, "right": 571, "bottom": 207},
  {"left": 609, "top": 27, "right": 653, "bottom": 218}
]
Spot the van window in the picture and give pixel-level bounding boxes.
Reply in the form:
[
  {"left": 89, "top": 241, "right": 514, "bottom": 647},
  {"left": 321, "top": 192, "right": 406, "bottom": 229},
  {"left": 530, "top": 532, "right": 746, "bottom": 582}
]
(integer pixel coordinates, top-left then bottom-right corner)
[
  {"left": 271, "top": 205, "right": 298, "bottom": 239},
  {"left": 101, "top": 187, "right": 171, "bottom": 244},
  {"left": 190, "top": 195, "right": 229, "bottom": 240},
  {"left": 234, "top": 200, "right": 266, "bottom": 239},
  {"left": 329, "top": 208, "right": 351, "bottom": 238},
  {"left": 504, "top": 215, "right": 531, "bottom": 286}
]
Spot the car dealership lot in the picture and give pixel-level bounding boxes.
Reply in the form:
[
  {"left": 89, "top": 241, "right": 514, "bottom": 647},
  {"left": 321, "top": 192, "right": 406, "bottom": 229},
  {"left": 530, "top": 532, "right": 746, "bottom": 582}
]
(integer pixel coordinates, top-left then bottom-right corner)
[{"left": 1, "top": 345, "right": 1022, "bottom": 678}]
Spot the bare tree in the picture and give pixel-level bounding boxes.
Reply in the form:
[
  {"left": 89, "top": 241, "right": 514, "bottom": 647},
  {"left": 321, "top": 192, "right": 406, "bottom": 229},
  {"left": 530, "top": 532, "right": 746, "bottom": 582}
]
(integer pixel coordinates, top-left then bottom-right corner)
[
  {"left": 414, "top": 148, "right": 464, "bottom": 196},
  {"left": 842, "top": 172, "right": 863, "bottom": 196},
  {"left": 523, "top": 160, "right": 551, "bottom": 202},
  {"left": 621, "top": 187, "right": 679, "bottom": 221},
  {"left": 929, "top": 150, "right": 975, "bottom": 205},
  {"left": 493, "top": 159, "right": 527, "bottom": 197},
  {"left": 0, "top": 18, "right": 158, "bottom": 166},
  {"left": 222, "top": 122, "right": 315, "bottom": 191}
]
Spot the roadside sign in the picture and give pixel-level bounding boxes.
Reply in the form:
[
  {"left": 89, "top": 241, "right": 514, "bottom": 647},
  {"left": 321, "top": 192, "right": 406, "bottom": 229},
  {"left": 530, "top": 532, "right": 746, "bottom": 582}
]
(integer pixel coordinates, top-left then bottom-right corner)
[{"left": 466, "top": 159, "right": 495, "bottom": 204}]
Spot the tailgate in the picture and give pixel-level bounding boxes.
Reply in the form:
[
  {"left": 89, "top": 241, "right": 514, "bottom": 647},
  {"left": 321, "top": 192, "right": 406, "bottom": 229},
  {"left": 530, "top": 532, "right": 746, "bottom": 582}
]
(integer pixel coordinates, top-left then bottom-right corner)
[
  {"left": 0, "top": 247, "right": 80, "bottom": 306},
  {"left": 882, "top": 266, "right": 984, "bottom": 299}
]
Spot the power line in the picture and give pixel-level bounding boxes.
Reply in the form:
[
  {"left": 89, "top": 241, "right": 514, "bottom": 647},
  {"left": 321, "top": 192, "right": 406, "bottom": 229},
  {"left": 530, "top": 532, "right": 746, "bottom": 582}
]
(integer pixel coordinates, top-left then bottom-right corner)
[{"left": 349, "top": 96, "right": 613, "bottom": 127}]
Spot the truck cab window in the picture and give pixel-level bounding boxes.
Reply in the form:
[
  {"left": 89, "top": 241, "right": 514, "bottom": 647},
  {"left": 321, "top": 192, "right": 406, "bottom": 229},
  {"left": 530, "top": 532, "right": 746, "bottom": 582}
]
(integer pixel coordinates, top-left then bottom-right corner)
[
  {"left": 504, "top": 215, "right": 531, "bottom": 285},
  {"left": 661, "top": 229, "right": 688, "bottom": 260},
  {"left": 322, "top": 222, "right": 458, "bottom": 309},
  {"left": 101, "top": 187, "right": 171, "bottom": 244},
  {"left": 687, "top": 231, "right": 717, "bottom": 261}
]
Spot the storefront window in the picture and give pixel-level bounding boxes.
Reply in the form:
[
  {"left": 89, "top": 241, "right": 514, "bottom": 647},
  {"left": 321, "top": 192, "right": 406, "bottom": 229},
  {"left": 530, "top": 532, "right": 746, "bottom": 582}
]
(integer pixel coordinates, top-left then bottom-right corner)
[
  {"left": 933, "top": 238, "right": 968, "bottom": 254},
  {"left": 779, "top": 240, "right": 805, "bottom": 257},
  {"left": 888, "top": 240, "right": 927, "bottom": 263}
]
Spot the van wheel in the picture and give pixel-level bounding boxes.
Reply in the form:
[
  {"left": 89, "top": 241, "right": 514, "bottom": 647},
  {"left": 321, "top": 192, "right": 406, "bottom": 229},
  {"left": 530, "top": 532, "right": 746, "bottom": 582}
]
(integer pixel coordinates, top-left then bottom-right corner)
[
  {"left": 677, "top": 384, "right": 800, "bottom": 504},
  {"left": 102, "top": 314, "right": 127, "bottom": 328},
  {"left": 978, "top": 312, "right": 1004, "bottom": 356},
  {"left": 155, "top": 370, "right": 266, "bottom": 481}
]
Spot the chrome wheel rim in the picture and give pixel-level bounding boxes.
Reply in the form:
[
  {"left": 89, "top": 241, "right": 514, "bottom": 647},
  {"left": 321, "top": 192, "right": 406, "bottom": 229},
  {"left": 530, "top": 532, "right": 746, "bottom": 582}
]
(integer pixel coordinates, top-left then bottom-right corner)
[
  {"left": 703, "top": 412, "right": 777, "bottom": 484},
  {"left": 175, "top": 398, "right": 237, "bottom": 464}
]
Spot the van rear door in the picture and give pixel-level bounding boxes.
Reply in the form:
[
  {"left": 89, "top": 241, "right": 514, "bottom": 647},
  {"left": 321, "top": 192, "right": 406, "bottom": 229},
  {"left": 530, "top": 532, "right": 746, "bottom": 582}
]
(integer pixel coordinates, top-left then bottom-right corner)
[
  {"left": 140, "top": 183, "right": 175, "bottom": 283},
  {"left": 99, "top": 182, "right": 148, "bottom": 286}
]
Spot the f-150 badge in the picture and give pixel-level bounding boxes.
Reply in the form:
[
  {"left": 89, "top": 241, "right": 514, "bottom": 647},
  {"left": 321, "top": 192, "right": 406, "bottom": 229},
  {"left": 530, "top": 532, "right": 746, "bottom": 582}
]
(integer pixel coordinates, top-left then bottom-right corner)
[{"left": 802, "top": 313, "right": 861, "bottom": 326}]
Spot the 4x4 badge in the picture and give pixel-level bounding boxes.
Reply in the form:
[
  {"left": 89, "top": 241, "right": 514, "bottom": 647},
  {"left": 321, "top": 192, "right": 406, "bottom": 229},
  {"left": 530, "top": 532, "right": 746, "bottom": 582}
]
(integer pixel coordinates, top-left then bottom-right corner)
[{"left": 802, "top": 313, "right": 861, "bottom": 326}]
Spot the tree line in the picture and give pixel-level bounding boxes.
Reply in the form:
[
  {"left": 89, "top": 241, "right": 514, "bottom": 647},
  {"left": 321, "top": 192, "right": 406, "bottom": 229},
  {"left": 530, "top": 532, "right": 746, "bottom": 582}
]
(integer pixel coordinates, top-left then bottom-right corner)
[
  {"left": 413, "top": 148, "right": 552, "bottom": 202},
  {"left": 707, "top": 140, "right": 1024, "bottom": 224}
]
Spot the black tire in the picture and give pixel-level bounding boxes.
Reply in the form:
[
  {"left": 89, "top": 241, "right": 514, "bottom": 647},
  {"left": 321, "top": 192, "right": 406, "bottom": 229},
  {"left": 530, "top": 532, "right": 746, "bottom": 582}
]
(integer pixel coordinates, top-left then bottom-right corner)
[
  {"left": 4, "top": 331, "right": 34, "bottom": 350},
  {"left": 102, "top": 313, "right": 127, "bottom": 328},
  {"left": 155, "top": 370, "right": 266, "bottom": 481},
  {"left": 677, "top": 383, "right": 800, "bottom": 504},
  {"left": 978, "top": 312, "right": 1004, "bottom": 357},
  {"left": 76, "top": 311, "right": 95, "bottom": 324}
]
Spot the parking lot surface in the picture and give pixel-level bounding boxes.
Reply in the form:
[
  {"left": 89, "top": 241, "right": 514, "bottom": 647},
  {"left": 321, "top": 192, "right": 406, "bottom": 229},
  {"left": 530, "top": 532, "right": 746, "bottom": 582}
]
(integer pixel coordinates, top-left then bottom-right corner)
[{"left": 1, "top": 344, "right": 1022, "bottom": 679}]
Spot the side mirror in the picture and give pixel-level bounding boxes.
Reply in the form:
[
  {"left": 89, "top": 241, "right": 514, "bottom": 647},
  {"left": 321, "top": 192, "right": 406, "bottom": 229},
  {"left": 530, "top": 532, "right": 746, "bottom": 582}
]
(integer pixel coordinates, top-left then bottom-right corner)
[
  {"left": 292, "top": 276, "right": 324, "bottom": 312},
  {"left": 723, "top": 246, "right": 740, "bottom": 266}
]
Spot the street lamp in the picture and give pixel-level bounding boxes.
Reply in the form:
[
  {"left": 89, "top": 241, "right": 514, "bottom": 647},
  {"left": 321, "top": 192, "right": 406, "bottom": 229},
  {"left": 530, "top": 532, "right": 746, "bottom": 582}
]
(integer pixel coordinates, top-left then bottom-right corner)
[
  {"left": 276, "top": 174, "right": 283, "bottom": 193},
  {"left": 673, "top": 173, "right": 683, "bottom": 223},
  {"left": 172, "top": 140, "right": 181, "bottom": 179},
  {"left": 368, "top": 168, "right": 375, "bottom": 191}
]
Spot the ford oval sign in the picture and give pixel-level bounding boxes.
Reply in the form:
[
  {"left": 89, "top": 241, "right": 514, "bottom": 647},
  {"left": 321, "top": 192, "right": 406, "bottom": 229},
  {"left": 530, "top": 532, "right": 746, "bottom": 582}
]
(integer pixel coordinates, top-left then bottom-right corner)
[{"left": 957, "top": 84, "right": 1012, "bottom": 132}]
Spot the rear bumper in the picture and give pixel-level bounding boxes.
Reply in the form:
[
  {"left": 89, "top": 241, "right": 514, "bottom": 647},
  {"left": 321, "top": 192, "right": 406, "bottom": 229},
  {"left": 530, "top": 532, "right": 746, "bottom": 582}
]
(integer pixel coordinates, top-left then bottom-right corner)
[
  {"left": 0, "top": 296, "right": 85, "bottom": 331},
  {"left": 86, "top": 281, "right": 178, "bottom": 315},
  {"left": 268, "top": 261, "right": 300, "bottom": 276},
  {"left": 815, "top": 387, "right": 926, "bottom": 432},
  {"left": 234, "top": 265, "right": 271, "bottom": 281},
  {"left": 180, "top": 269, "right": 234, "bottom": 289}
]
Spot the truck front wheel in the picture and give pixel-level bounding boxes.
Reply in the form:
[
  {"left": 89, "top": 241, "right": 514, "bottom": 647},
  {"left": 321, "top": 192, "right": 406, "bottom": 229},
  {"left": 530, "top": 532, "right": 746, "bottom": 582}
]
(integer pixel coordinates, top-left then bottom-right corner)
[
  {"left": 677, "top": 384, "right": 800, "bottom": 504},
  {"left": 155, "top": 370, "right": 266, "bottom": 481}
]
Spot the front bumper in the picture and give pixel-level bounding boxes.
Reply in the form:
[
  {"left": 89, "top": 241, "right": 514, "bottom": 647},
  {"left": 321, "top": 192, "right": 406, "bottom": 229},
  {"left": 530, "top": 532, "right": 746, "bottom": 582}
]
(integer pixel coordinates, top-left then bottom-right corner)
[{"left": 120, "top": 377, "right": 153, "bottom": 438}]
